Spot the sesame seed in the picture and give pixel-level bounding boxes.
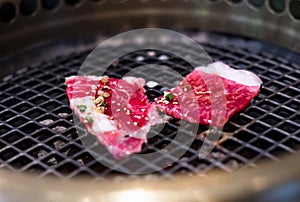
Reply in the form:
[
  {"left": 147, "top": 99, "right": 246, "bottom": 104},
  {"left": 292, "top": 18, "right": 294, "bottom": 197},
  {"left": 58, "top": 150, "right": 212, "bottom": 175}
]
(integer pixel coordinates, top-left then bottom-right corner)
[
  {"left": 96, "top": 106, "right": 105, "bottom": 113},
  {"left": 94, "top": 96, "right": 104, "bottom": 105},
  {"left": 103, "top": 92, "right": 110, "bottom": 98},
  {"left": 101, "top": 76, "right": 109, "bottom": 83},
  {"left": 116, "top": 109, "right": 121, "bottom": 112},
  {"left": 98, "top": 90, "right": 104, "bottom": 96},
  {"left": 195, "top": 91, "right": 211, "bottom": 95},
  {"left": 133, "top": 122, "right": 138, "bottom": 126},
  {"left": 183, "top": 85, "right": 192, "bottom": 92}
]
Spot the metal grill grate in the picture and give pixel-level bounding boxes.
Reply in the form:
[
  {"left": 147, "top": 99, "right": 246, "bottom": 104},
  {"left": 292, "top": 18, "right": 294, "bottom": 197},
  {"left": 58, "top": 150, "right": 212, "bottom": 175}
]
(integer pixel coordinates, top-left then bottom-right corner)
[{"left": 0, "top": 32, "right": 299, "bottom": 180}]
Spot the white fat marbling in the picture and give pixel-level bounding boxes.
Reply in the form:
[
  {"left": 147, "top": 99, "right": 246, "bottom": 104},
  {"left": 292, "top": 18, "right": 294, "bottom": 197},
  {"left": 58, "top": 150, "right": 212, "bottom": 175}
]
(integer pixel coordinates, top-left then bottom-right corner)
[
  {"left": 71, "top": 97, "right": 117, "bottom": 133},
  {"left": 196, "top": 61, "right": 262, "bottom": 87}
]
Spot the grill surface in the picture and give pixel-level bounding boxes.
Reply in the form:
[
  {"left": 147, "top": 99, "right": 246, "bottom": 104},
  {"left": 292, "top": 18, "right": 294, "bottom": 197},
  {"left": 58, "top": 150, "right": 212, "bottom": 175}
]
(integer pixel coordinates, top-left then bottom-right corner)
[{"left": 0, "top": 32, "right": 299, "bottom": 180}]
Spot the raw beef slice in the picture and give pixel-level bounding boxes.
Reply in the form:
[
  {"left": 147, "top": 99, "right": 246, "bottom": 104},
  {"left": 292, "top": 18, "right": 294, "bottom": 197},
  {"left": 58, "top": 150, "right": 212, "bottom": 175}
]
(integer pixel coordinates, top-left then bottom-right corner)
[
  {"left": 153, "top": 62, "right": 262, "bottom": 127},
  {"left": 65, "top": 75, "right": 162, "bottom": 159}
]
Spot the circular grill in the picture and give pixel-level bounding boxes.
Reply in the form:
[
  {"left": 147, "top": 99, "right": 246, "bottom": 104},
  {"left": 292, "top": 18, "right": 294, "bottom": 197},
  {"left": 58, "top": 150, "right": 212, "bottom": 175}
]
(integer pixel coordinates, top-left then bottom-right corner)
[{"left": 0, "top": 32, "right": 299, "bottom": 180}]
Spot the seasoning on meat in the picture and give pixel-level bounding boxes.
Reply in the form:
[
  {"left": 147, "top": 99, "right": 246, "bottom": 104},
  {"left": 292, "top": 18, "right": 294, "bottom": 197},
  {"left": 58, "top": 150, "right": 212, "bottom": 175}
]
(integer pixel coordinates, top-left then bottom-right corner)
[
  {"left": 153, "top": 61, "right": 262, "bottom": 127},
  {"left": 65, "top": 75, "right": 163, "bottom": 159}
]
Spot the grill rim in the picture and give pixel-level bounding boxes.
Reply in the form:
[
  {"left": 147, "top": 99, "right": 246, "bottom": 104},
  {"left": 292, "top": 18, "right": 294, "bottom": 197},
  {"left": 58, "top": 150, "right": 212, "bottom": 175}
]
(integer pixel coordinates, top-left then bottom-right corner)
[
  {"left": 1, "top": 0, "right": 300, "bottom": 58},
  {"left": 1, "top": 150, "right": 300, "bottom": 202}
]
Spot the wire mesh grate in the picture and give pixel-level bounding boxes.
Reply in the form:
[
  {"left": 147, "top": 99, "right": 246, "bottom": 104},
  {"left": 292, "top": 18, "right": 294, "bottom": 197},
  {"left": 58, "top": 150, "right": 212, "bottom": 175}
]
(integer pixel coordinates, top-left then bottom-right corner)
[{"left": 0, "top": 32, "right": 300, "bottom": 179}]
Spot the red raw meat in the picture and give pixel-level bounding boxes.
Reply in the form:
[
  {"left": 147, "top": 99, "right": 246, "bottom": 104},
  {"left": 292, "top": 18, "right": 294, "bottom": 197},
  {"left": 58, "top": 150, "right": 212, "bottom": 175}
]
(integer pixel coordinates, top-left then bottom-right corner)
[
  {"left": 65, "top": 75, "right": 162, "bottom": 159},
  {"left": 153, "top": 62, "right": 262, "bottom": 127}
]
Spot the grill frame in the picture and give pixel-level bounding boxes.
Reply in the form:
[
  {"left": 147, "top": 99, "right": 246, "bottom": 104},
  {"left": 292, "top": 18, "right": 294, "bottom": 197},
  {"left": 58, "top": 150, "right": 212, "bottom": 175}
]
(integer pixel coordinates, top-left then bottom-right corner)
[
  {"left": 1, "top": 0, "right": 300, "bottom": 58},
  {"left": 0, "top": 0, "right": 300, "bottom": 201},
  {"left": 0, "top": 32, "right": 299, "bottom": 181}
]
